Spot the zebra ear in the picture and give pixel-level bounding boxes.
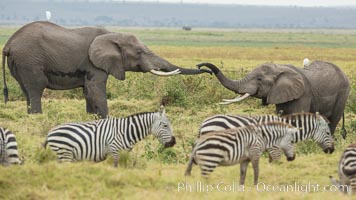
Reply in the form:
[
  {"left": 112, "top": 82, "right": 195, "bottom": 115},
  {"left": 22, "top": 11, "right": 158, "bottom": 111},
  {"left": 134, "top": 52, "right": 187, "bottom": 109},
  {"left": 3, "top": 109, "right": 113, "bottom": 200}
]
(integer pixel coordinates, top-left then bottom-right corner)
[
  {"left": 159, "top": 105, "right": 165, "bottom": 116},
  {"left": 315, "top": 112, "right": 330, "bottom": 124}
]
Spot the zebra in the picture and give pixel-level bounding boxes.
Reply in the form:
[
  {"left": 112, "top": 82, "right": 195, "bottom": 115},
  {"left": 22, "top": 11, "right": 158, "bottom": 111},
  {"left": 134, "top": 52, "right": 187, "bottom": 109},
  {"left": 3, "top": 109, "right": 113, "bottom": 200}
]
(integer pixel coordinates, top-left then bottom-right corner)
[
  {"left": 0, "top": 127, "right": 22, "bottom": 165},
  {"left": 185, "top": 122, "right": 297, "bottom": 185},
  {"left": 44, "top": 106, "right": 176, "bottom": 167},
  {"left": 198, "top": 112, "right": 334, "bottom": 162},
  {"left": 330, "top": 143, "right": 356, "bottom": 194}
]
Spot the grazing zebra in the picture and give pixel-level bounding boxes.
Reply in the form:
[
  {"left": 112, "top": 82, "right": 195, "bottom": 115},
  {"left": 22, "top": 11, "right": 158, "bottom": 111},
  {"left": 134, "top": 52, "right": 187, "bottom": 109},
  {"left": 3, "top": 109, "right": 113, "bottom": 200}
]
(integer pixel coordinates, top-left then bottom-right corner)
[
  {"left": 330, "top": 143, "right": 356, "bottom": 194},
  {"left": 185, "top": 122, "right": 297, "bottom": 185},
  {"left": 198, "top": 112, "right": 334, "bottom": 162},
  {"left": 0, "top": 127, "right": 22, "bottom": 165},
  {"left": 45, "top": 107, "right": 176, "bottom": 167}
]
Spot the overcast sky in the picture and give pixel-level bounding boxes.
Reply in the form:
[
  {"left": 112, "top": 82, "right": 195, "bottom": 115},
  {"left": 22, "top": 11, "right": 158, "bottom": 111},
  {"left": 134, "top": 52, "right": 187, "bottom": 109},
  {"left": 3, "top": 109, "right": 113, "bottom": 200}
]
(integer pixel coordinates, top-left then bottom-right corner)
[{"left": 119, "top": 0, "right": 356, "bottom": 7}]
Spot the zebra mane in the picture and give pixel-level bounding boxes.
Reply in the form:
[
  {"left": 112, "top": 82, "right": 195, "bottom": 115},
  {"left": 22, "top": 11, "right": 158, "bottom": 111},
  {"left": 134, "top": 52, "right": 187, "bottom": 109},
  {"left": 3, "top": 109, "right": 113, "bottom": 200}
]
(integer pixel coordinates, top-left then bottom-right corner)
[
  {"left": 282, "top": 112, "right": 330, "bottom": 123},
  {"left": 200, "top": 121, "right": 293, "bottom": 136},
  {"left": 256, "top": 121, "right": 295, "bottom": 128},
  {"left": 122, "top": 112, "right": 155, "bottom": 119}
]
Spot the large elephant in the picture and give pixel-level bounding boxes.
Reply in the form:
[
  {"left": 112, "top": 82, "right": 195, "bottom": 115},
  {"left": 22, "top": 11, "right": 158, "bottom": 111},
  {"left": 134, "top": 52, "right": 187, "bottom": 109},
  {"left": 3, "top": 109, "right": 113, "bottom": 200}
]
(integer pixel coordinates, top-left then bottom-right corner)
[
  {"left": 198, "top": 62, "right": 350, "bottom": 137},
  {"left": 2, "top": 21, "right": 210, "bottom": 117}
]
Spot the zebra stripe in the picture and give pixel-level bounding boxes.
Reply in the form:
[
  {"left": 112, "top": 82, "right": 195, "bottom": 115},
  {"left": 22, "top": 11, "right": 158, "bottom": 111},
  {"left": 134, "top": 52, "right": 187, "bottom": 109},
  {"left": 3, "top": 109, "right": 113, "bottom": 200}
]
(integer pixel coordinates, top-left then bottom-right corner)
[
  {"left": 185, "top": 122, "right": 297, "bottom": 185},
  {"left": 46, "top": 109, "right": 175, "bottom": 167},
  {"left": 331, "top": 143, "right": 356, "bottom": 194},
  {"left": 198, "top": 112, "right": 334, "bottom": 161},
  {"left": 0, "top": 127, "right": 22, "bottom": 165}
]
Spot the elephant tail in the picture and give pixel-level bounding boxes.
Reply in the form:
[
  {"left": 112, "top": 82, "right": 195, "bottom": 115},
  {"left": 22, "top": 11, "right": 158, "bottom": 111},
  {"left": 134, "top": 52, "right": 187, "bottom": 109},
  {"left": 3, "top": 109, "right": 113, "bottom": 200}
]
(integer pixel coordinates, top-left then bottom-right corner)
[
  {"left": 2, "top": 50, "right": 8, "bottom": 104},
  {"left": 341, "top": 112, "right": 347, "bottom": 139}
]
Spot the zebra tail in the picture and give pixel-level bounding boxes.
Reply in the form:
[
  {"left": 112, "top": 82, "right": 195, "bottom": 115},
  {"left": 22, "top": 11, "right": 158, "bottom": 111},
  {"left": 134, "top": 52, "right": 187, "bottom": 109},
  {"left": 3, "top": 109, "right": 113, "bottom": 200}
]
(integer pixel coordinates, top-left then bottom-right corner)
[
  {"left": 2, "top": 50, "right": 8, "bottom": 103},
  {"left": 184, "top": 144, "right": 198, "bottom": 176},
  {"left": 43, "top": 140, "right": 48, "bottom": 148},
  {"left": 184, "top": 154, "right": 195, "bottom": 176}
]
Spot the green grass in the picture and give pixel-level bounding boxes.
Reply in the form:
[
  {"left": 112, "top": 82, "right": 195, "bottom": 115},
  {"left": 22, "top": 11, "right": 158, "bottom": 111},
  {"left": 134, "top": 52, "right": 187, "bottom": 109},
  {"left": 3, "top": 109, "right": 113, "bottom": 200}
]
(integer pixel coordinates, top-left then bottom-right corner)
[{"left": 0, "top": 26, "right": 356, "bottom": 199}]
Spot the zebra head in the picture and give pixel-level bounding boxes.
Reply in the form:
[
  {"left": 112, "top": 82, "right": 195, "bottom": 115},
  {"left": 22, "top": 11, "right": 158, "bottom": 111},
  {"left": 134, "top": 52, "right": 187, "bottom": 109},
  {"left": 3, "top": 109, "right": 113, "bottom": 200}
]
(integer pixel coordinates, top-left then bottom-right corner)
[
  {"left": 151, "top": 106, "right": 176, "bottom": 148},
  {"left": 313, "top": 112, "right": 334, "bottom": 154},
  {"left": 280, "top": 126, "right": 298, "bottom": 161}
]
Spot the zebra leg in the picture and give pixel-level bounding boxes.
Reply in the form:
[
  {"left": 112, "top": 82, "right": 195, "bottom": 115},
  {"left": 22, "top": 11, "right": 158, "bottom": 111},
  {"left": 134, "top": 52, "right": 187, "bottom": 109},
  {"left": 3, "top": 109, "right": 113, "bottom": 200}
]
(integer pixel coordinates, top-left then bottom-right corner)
[
  {"left": 196, "top": 152, "right": 222, "bottom": 178},
  {"left": 55, "top": 148, "right": 76, "bottom": 163},
  {"left": 58, "top": 156, "right": 75, "bottom": 163},
  {"left": 200, "top": 163, "right": 219, "bottom": 178},
  {"left": 251, "top": 157, "right": 260, "bottom": 185},
  {"left": 112, "top": 152, "right": 119, "bottom": 168},
  {"left": 239, "top": 160, "right": 250, "bottom": 185},
  {"left": 349, "top": 175, "right": 356, "bottom": 194}
]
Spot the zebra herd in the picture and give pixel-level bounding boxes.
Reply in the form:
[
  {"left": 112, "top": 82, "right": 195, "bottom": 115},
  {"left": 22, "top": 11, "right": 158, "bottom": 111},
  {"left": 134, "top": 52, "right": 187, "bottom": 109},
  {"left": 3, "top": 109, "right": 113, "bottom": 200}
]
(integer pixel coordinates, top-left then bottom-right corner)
[
  {"left": 0, "top": 106, "right": 355, "bottom": 194},
  {"left": 185, "top": 122, "right": 297, "bottom": 185}
]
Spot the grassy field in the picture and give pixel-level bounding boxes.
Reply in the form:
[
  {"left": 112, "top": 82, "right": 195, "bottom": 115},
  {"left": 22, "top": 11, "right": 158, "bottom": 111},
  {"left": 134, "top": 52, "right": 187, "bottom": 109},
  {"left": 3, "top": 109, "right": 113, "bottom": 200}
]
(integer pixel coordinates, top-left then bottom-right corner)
[{"left": 0, "top": 26, "right": 356, "bottom": 199}]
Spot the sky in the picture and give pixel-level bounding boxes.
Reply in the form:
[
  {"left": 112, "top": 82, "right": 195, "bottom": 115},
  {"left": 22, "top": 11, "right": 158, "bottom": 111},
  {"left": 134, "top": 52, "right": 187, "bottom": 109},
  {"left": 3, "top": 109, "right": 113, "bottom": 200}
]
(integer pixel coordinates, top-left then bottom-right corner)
[{"left": 117, "top": 0, "right": 356, "bottom": 7}]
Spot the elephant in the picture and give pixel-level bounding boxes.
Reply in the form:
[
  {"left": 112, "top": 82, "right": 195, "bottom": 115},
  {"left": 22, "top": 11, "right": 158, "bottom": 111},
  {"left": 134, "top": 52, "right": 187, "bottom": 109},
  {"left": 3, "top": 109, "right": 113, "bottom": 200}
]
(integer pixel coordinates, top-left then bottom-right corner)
[
  {"left": 2, "top": 21, "right": 210, "bottom": 117},
  {"left": 197, "top": 61, "right": 350, "bottom": 137}
]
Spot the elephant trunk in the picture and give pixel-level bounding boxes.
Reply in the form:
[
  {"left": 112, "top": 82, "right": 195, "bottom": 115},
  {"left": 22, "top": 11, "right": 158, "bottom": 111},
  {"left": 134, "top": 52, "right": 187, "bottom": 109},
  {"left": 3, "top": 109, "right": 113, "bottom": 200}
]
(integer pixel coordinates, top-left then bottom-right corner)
[
  {"left": 175, "top": 66, "right": 210, "bottom": 75},
  {"left": 197, "top": 62, "right": 245, "bottom": 92},
  {"left": 150, "top": 58, "right": 211, "bottom": 76}
]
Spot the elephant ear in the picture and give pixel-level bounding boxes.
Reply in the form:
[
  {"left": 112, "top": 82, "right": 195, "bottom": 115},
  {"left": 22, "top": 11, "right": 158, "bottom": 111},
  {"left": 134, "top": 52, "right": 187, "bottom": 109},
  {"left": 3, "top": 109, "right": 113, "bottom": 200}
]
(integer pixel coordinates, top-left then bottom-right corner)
[
  {"left": 267, "top": 65, "right": 305, "bottom": 104},
  {"left": 89, "top": 34, "right": 127, "bottom": 80}
]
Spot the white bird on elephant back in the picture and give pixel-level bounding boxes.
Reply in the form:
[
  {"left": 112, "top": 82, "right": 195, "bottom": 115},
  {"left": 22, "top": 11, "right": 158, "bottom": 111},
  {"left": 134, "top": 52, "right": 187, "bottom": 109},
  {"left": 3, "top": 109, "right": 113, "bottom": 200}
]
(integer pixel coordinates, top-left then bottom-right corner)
[
  {"left": 303, "top": 58, "right": 310, "bottom": 67},
  {"left": 197, "top": 61, "right": 350, "bottom": 138},
  {"left": 45, "top": 11, "right": 51, "bottom": 21}
]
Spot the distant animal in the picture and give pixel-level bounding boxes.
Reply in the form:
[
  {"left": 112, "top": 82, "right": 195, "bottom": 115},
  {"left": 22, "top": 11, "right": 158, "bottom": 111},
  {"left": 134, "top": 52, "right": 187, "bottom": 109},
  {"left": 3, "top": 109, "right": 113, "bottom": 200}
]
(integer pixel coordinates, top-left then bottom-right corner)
[
  {"left": 197, "top": 62, "right": 350, "bottom": 138},
  {"left": 2, "top": 21, "right": 210, "bottom": 117},
  {"left": 0, "top": 127, "right": 22, "bottom": 165},
  {"left": 303, "top": 58, "right": 310, "bottom": 67},
  {"left": 44, "top": 106, "right": 175, "bottom": 167},
  {"left": 182, "top": 26, "right": 192, "bottom": 31},
  {"left": 185, "top": 122, "right": 297, "bottom": 185},
  {"left": 330, "top": 143, "right": 356, "bottom": 194},
  {"left": 199, "top": 112, "right": 334, "bottom": 162}
]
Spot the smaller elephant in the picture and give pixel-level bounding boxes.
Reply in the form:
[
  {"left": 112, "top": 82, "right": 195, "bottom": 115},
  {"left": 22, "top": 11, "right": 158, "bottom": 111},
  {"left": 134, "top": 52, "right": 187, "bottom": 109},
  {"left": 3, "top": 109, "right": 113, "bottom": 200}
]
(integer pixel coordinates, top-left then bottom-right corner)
[
  {"left": 2, "top": 21, "right": 211, "bottom": 117},
  {"left": 197, "top": 61, "right": 350, "bottom": 137}
]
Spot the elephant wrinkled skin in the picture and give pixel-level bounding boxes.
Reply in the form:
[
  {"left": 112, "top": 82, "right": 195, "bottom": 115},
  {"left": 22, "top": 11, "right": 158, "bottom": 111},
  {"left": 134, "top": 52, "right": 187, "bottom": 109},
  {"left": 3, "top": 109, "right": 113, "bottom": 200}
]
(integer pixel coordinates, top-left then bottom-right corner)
[
  {"left": 198, "top": 62, "right": 350, "bottom": 137},
  {"left": 2, "top": 21, "right": 210, "bottom": 117}
]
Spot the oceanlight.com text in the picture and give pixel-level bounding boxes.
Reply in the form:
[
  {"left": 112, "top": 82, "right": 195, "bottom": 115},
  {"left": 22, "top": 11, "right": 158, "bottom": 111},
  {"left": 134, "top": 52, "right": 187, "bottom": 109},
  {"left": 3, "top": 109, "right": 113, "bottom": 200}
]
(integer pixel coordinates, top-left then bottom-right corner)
[{"left": 177, "top": 181, "right": 348, "bottom": 193}]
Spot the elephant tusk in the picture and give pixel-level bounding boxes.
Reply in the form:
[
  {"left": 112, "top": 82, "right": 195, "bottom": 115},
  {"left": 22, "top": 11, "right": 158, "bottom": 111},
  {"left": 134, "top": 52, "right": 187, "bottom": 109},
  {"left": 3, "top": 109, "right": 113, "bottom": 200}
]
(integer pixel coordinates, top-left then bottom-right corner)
[
  {"left": 219, "top": 93, "right": 251, "bottom": 105},
  {"left": 150, "top": 69, "right": 181, "bottom": 76},
  {"left": 218, "top": 101, "right": 235, "bottom": 105}
]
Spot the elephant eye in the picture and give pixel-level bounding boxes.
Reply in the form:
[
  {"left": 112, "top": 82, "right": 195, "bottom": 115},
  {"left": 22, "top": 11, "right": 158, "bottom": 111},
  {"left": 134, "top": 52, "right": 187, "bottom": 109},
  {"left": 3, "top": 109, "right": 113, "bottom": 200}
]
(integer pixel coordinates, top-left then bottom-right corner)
[
  {"left": 137, "top": 50, "right": 142, "bottom": 55},
  {"left": 257, "top": 77, "right": 262, "bottom": 81}
]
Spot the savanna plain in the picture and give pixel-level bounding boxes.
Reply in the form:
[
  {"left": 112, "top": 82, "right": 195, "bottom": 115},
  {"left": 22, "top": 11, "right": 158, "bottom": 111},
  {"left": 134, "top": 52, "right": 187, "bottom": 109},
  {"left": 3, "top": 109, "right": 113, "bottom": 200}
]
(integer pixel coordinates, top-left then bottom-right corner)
[{"left": 1, "top": 27, "right": 356, "bottom": 200}]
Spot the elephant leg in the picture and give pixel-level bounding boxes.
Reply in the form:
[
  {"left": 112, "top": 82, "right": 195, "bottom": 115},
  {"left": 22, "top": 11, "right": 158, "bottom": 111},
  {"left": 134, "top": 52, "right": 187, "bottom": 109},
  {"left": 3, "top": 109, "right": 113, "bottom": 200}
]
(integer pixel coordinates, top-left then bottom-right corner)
[
  {"left": 9, "top": 68, "right": 31, "bottom": 108},
  {"left": 16, "top": 78, "right": 31, "bottom": 108},
  {"left": 84, "top": 83, "right": 108, "bottom": 117},
  {"left": 83, "top": 87, "right": 94, "bottom": 114},
  {"left": 84, "top": 72, "right": 108, "bottom": 117},
  {"left": 18, "top": 68, "right": 47, "bottom": 114},
  {"left": 24, "top": 83, "right": 46, "bottom": 114}
]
